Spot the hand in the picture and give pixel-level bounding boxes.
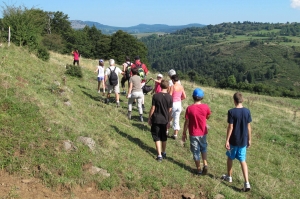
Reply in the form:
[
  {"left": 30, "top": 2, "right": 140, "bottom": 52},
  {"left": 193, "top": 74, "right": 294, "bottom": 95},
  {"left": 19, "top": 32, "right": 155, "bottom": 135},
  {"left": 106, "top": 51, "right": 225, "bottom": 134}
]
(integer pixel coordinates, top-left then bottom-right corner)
[
  {"left": 225, "top": 141, "right": 230, "bottom": 150},
  {"left": 182, "top": 134, "right": 187, "bottom": 142},
  {"left": 148, "top": 118, "right": 152, "bottom": 126},
  {"left": 247, "top": 140, "right": 251, "bottom": 148},
  {"left": 150, "top": 77, "right": 153, "bottom": 80}
]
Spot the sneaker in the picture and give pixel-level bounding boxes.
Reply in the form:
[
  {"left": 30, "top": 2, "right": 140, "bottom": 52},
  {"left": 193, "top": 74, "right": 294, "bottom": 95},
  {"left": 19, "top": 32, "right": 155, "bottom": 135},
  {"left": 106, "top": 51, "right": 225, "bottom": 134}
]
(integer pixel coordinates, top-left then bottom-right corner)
[
  {"left": 139, "top": 115, "right": 143, "bottom": 122},
  {"left": 161, "top": 152, "right": 167, "bottom": 159},
  {"left": 202, "top": 165, "right": 208, "bottom": 175},
  {"left": 221, "top": 174, "right": 232, "bottom": 182},
  {"left": 97, "top": 90, "right": 100, "bottom": 93},
  {"left": 243, "top": 182, "right": 251, "bottom": 192},
  {"left": 171, "top": 135, "right": 178, "bottom": 140},
  {"left": 116, "top": 102, "right": 120, "bottom": 108},
  {"left": 127, "top": 112, "right": 131, "bottom": 120},
  {"left": 105, "top": 98, "right": 110, "bottom": 104},
  {"left": 196, "top": 170, "right": 202, "bottom": 175},
  {"left": 156, "top": 156, "right": 163, "bottom": 162}
]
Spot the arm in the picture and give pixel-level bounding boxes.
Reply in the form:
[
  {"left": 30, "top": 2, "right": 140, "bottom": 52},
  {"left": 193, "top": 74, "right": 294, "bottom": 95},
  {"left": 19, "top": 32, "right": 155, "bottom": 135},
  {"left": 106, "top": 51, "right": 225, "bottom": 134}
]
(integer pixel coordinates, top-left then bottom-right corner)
[
  {"left": 182, "top": 118, "right": 189, "bottom": 142},
  {"left": 247, "top": 123, "right": 252, "bottom": 148},
  {"left": 127, "top": 81, "right": 133, "bottom": 98},
  {"left": 148, "top": 105, "right": 155, "bottom": 126},
  {"left": 225, "top": 123, "right": 233, "bottom": 150},
  {"left": 181, "top": 87, "right": 187, "bottom": 100},
  {"left": 168, "top": 85, "right": 174, "bottom": 95}
]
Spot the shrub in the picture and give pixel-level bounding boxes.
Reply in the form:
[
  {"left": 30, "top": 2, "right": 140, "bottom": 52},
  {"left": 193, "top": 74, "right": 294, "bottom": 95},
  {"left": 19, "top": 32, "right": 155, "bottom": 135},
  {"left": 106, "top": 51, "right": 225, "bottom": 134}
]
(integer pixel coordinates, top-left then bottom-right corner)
[
  {"left": 65, "top": 64, "right": 83, "bottom": 78},
  {"left": 37, "top": 46, "right": 50, "bottom": 61}
]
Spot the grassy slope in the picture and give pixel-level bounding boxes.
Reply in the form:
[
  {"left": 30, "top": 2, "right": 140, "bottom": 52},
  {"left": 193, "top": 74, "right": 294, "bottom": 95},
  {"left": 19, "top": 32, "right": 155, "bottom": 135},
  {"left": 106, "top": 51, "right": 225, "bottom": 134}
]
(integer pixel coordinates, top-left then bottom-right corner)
[{"left": 0, "top": 45, "right": 299, "bottom": 198}]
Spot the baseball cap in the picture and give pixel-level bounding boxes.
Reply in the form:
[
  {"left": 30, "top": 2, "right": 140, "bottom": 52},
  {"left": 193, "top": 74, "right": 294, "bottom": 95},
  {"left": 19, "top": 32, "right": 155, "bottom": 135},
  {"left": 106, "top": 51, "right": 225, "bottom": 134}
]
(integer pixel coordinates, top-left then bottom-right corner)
[
  {"left": 193, "top": 88, "right": 204, "bottom": 98},
  {"left": 168, "top": 69, "right": 176, "bottom": 77},
  {"left": 157, "top": 74, "right": 163, "bottom": 78},
  {"left": 134, "top": 56, "right": 140, "bottom": 60},
  {"left": 99, "top": 59, "right": 104, "bottom": 62}
]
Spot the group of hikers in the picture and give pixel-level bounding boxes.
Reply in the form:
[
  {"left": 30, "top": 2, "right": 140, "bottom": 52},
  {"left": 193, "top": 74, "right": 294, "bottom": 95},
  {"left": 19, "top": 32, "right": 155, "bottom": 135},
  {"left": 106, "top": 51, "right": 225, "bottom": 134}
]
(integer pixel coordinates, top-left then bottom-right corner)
[{"left": 92, "top": 55, "right": 252, "bottom": 192}]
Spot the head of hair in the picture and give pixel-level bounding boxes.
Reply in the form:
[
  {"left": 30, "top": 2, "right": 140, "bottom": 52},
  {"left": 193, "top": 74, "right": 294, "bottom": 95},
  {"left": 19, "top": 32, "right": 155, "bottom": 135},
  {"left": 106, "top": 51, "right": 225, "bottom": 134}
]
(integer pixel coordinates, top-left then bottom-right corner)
[
  {"left": 171, "top": 74, "right": 179, "bottom": 82},
  {"left": 233, "top": 92, "right": 243, "bottom": 104},
  {"left": 160, "top": 79, "right": 169, "bottom": 89},
  {"left": 192, "top": 96, "right": 203, "bottom": 102},
  {"left": 125, "top": 56, "right": 130, "bottom": 61},
  {"left": 109, "top": 59, "right": 115, "bottom": 66},
  {"left": 131, "top": 67, "right": 138, "bottom": 75}
]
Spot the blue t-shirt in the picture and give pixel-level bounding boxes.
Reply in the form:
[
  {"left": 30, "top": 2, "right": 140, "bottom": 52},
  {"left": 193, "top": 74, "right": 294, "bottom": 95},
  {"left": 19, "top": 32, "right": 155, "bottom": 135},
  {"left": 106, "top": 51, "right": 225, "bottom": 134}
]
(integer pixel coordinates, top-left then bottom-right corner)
[{"left": 227, "top": 107, "right": 252, "bottom": 147}]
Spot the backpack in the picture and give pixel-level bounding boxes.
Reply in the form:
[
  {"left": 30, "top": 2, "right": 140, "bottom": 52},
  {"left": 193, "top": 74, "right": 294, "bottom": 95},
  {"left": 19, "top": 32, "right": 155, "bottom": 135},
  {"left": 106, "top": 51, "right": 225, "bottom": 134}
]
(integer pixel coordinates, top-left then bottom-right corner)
[
  {"left": 125, "top": 62, "right": 132, "bottom": 80},
  {"left": 136, "top": 64, "right": 146, "bottom": 80},
  {"left": 108, "top": 67, "right": 118, "bottom": 86}
]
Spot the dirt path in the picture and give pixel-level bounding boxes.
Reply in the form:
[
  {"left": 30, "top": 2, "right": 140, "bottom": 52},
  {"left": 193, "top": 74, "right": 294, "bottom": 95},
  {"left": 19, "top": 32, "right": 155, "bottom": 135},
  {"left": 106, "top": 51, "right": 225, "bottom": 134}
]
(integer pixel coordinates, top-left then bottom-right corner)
[{"left": 0, "top": 170, "right": 206, "bottom": 199}]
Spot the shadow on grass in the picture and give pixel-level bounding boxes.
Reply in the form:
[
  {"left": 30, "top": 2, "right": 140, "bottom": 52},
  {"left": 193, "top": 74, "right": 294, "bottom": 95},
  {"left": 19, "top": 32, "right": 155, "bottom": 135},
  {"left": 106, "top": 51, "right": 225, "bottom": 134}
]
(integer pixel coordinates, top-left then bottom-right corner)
[
  {"left": 110, "top": 125, "right": 194, "bottom": 173},
  {"left": 220, "top": 181, "right": 243, "bottom": 192},
  {"left": 82, "top": 90, "right": 103, "bottom": 102}
]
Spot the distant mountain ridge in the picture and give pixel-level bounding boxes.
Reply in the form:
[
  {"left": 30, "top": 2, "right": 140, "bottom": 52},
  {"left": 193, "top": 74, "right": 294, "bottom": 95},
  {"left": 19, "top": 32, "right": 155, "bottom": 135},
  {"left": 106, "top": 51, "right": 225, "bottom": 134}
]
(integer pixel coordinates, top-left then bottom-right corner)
[{"left": 70, "top": 20, "right": 205, "bottom": 34}]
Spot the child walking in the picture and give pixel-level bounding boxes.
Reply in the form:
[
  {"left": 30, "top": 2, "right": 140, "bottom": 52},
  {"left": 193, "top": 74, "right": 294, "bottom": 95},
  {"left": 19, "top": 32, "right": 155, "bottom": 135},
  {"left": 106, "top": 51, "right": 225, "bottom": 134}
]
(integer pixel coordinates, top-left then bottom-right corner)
[
  {"left": 95, "top": 59, "right": 105, "bottom": 95},
  {"left": 221, "top": 92, "right": 252, "bottom": 192},
  {"left": 182, "top": 88, "right": 211, "bottom": 175}
]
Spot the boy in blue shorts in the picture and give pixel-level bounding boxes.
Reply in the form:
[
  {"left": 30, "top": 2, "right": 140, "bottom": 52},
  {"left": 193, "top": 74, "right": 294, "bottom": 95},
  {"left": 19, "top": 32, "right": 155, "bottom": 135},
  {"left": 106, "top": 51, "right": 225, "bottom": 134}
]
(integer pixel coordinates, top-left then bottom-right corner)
[{"left": 221, "top": 92, "right": 252, "bottom": 192}]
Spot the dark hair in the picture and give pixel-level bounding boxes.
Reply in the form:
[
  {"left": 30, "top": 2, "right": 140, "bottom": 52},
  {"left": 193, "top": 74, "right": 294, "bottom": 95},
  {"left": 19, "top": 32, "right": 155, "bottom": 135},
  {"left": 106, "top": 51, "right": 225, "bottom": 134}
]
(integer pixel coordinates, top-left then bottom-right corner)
[
  {"left": 131, "top": 67, "right": 138, "bottom": 75},
  {"left": 125, "top": 56, "right": 130, "bottom": 61},
  {"left": 233, "top": 92, "right": 243, "bottom": 103},
  {"left": 193, "top": 96, "right": 203, "bottom": 102},
  {"left": 160, "top": 79, "right": 169, "bottom": 89},
  {"left": 171, "top": 74, "right": 179, "bottom": 82}
]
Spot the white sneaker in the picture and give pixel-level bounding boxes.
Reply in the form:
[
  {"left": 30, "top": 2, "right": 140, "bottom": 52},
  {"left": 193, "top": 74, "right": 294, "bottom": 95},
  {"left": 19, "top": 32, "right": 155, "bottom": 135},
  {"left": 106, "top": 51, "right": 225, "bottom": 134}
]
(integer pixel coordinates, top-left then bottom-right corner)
[
  {"left": 243, "top": 182, "right": 251, "bottom": 192},
  {"left": 221, "top": 174, "right": 232, "bottom": 182},
  {"left": 97, "top": 90, "right": 100, "bottom": 93}
]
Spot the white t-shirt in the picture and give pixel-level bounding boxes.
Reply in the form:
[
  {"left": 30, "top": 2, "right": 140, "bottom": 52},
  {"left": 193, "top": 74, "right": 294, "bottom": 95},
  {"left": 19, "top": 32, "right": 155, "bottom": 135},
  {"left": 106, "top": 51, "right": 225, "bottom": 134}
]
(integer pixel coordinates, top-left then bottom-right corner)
[
  {"left": 97, "top": 66, "right": 105, "bottom": 77},
  {"left": 105, "top": 66, "right": 123, "bottom": 85}
]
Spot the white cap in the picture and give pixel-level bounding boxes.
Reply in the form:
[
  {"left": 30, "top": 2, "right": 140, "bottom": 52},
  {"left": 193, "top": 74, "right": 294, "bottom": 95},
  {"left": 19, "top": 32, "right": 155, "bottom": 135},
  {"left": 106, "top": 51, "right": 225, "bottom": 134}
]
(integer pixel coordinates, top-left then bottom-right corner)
[
  {"left": 157, "top": 74, "right": 163, "bottom": 78},
  {"left": 168, "top": 69, "right": 176, "bottom": 77}
]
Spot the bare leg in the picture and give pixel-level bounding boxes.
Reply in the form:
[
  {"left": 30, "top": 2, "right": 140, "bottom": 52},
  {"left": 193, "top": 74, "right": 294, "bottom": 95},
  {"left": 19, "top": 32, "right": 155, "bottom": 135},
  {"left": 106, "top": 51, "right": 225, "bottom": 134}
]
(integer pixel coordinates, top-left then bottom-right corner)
[
  {"left": 97, "top": 81, "right": 101, "bottom": 91},
  {"left": 102, "top": 80, "right": 105, "bottom": 93},
  {"left": 201, "top": 152, "right": 208, "bottom": 166},
  {"left": 240, "top": 161, "right": 249, "bottom": 182},
  {"left": 155, "top": 141, "right": 161, "bottom": 156},
  {"left": 195, "top": 160, "right": 201, "bottom": 173},
  {"left": 162, "top": 141, "right": 167, "bottom": 153},
  {"left": 227, "top": 157, "right": 233, "bottom": 176}
]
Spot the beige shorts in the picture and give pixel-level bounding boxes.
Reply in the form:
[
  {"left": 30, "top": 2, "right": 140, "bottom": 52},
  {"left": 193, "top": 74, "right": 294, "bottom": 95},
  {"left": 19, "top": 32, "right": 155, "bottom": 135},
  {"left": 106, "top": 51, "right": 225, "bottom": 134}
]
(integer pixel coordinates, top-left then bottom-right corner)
[{"left": 107, "top": 84, "right": 120, "bottom": 94}]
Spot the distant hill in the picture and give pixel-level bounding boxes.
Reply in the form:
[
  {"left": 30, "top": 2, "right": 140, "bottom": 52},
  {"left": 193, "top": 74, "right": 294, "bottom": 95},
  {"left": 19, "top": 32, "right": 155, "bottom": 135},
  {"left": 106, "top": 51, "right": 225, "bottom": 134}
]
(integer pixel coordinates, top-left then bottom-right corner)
[{"left": 70, "top": 20, "right": 205, "bottom": 34}]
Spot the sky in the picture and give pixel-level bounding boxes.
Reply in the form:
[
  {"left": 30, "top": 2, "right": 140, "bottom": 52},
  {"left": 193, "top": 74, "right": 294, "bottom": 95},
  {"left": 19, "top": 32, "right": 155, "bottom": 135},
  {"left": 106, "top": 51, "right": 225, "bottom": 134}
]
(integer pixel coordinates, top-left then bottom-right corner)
[{"left": 2, "top": 0, "right": 300, "bottom": 27}]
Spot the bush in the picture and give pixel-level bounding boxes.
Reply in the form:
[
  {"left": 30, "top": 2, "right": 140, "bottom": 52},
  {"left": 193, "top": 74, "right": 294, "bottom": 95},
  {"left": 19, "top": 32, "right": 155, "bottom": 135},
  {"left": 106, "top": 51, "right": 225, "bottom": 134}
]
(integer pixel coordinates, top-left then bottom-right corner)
[
  {"left": 65, "top": 64, "right": 83, "bottom": 78},
  {"left": 37, "top": 46, "right": 50, "bottom": 61}
]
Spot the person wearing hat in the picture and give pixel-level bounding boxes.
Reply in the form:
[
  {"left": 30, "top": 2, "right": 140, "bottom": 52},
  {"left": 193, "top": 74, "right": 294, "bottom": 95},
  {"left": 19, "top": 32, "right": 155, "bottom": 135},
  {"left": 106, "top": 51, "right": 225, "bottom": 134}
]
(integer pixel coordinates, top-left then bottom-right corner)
[
  {"left": 182, "top": 88, "right": 211, "bottom": 175},
  {"left": 94, "top": 59, "right": 105, "bottom": 95},
  {"left": 150, "top": 74, "right": 163, "bottom": 94},
  {"left": 167, "top": 69, "right": 181, "bottom": 87}
]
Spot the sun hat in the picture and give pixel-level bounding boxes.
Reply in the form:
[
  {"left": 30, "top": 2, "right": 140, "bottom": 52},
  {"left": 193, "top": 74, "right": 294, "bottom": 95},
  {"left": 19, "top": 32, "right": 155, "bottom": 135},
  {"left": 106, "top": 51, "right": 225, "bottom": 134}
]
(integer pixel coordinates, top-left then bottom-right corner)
[
  {"left": 168, "top": 69, "right": 176, "bottom": 77},
  {"left": 157, "top": 74, "right": 163, "bottom": 78},
  {"left": 193, "top": 88, "right": 204, "bottom": 98}
]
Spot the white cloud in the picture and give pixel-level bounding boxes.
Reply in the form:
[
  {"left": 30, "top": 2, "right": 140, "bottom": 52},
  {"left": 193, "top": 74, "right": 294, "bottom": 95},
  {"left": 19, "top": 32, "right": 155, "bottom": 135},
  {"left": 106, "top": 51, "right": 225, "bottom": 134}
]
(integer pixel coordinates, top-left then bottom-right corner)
[{"left": 291, "top": 0, "right": 300, "bottom": 9}]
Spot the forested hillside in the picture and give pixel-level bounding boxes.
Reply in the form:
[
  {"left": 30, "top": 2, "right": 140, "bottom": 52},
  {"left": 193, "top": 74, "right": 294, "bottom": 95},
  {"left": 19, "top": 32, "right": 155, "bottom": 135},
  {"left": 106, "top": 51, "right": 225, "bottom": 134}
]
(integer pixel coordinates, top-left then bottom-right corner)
[
  {"left": 140, "top": 22, "right": 300, "bottom": 98},
  {"left": 0, "top": 5, "right": 148, "bottom": 65}
]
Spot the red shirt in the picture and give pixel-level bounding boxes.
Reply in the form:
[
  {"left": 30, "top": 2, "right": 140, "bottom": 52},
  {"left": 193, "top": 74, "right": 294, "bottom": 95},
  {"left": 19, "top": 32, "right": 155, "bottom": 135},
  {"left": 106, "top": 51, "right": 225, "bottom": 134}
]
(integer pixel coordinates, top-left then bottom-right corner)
[
  {"left": 154, "top": 82, "right": 162, "bottom": 93},
  {"left": 131, "top": 60, "right": 149, "bottom": 83},
  {"left": 185, "top": 103, "right": 211, "bottom": 136}
]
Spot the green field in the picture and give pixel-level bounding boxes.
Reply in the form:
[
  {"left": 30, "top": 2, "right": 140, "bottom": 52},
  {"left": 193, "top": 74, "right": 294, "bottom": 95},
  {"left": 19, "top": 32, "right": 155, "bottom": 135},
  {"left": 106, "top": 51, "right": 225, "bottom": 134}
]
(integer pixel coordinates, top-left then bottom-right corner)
[{"left": 0, "top": 44, "right": 299, "bottom": 198}]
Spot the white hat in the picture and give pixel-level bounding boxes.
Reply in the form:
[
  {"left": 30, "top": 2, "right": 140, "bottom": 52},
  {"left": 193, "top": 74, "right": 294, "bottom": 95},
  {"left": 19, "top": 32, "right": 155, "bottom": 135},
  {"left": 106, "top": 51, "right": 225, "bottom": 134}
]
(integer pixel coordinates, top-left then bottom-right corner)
[
  {"left": 157, "top": 74, "right": 163, "bottom": 78},
  {"left": 168, "top": 69, "right": 176, "bottom": 77}
]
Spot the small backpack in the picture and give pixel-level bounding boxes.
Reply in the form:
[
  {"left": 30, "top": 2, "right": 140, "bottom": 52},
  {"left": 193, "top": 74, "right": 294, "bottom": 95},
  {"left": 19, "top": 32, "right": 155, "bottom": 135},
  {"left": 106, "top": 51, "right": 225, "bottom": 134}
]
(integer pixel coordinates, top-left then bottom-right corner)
[
  {"left": 125, "top": 62, "right": 132, "bottom": 80},
  {"left": 108, "top": 67, "right": 118, "bottom": 86},
  {"left": 137, "top": 64, "right": 146, "bottom": 80}
]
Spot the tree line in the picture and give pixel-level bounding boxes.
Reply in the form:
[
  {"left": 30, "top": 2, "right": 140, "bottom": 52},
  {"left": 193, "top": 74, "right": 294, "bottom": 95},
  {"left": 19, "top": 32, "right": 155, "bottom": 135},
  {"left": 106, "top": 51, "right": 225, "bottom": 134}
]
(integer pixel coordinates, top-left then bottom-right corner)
[{"left": 0, "top": 4, "right": 148, "bottom": 65}]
